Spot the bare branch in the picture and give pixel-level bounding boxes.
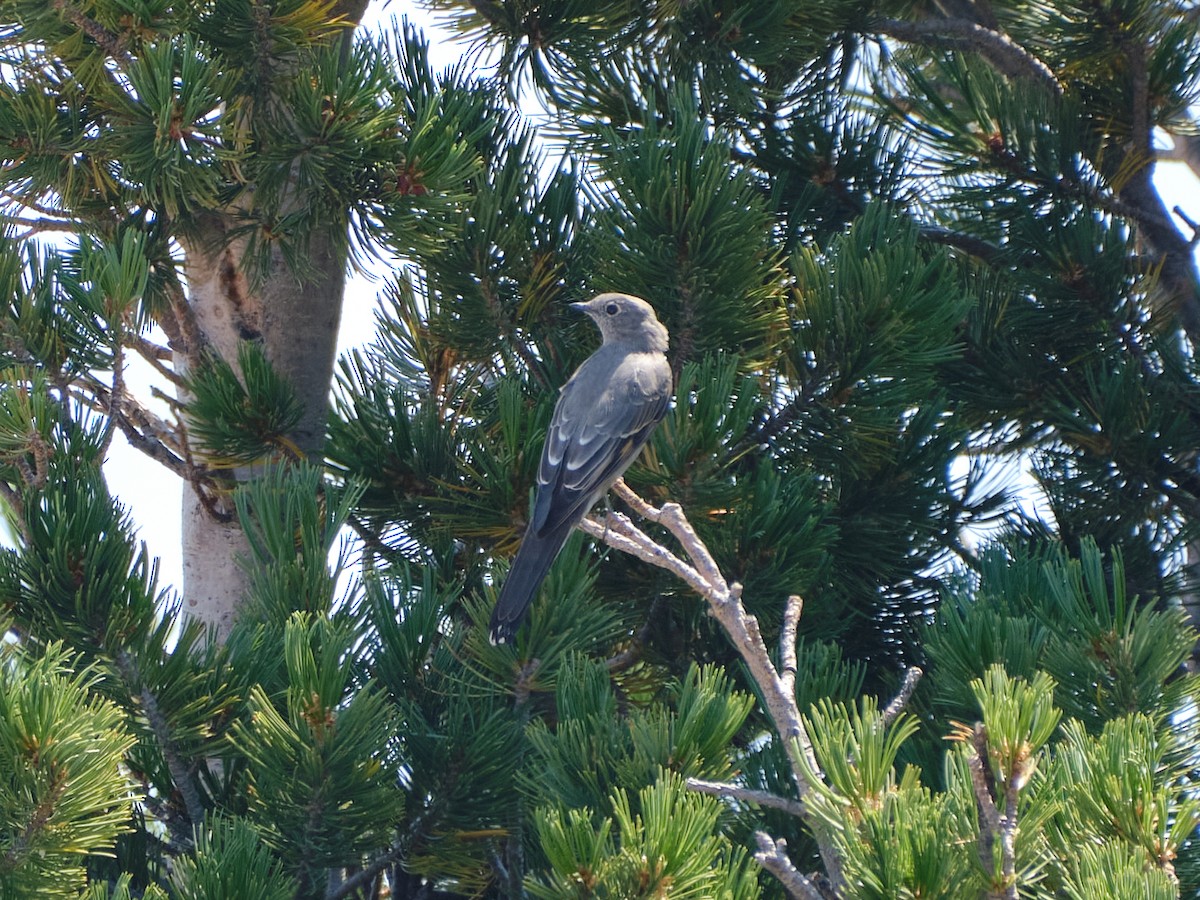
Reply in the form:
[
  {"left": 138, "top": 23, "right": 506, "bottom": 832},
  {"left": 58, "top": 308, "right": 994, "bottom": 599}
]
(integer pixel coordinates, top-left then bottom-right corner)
[
  {"left": 70, "top": 382, "right": 191, "bottom": 478},
  {"left": 998, "top": 762, "right": 1020, "bottom": 900},
  {"left": 3, "top": 217, "right": 82, "bottom": 239},
  {"left": 966, "top": 724, "right": 1002, "bottom": 883},
  {"left": 577, "top": 509, "right": 715, "bottom": 597},
  {"left": 753, "top": 832, "right": 829, "bottom": 900},
  {"left": 687, "top": 778, "right": 808, "bottom": 818},
  {"left": 327, "top": 844, "right": 404, "bottom": 900},
  {"left": 780, "top": 594, "right": 803, "bottom": 696},
  {"left": 581, "top": 480, "right": 844, "bottom": 892},
  {"left": 127, "top": 333, "right": 185, "bottom": 386},
  {"left": 876, "top": 17, "right": 1061, "bottom": 96},
  {"left": 611, "top": 479, "right": 727, "bottom": 589},
  {"left": 881, "top": 666, "right": 923, "bottom": 727}
]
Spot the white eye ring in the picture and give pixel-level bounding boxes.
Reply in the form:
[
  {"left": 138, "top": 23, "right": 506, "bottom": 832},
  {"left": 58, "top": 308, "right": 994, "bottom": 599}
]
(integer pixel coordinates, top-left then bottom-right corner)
[{"left": 605, "top": 302, "right": 619, "bottom": 315}]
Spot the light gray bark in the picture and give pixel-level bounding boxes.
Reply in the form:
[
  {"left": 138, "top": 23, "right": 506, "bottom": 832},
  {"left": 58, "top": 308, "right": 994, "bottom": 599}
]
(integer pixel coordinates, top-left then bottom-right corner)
[
  {"left": 177, "top": 224, "right": 346, "bottom": 640},
  {"left": 175, "top": 2, "right": 365, "bottom": 641}
]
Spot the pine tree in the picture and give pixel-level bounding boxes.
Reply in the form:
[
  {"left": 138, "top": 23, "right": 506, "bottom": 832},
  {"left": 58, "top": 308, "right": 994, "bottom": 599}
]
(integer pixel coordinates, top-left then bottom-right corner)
[{"left": 3, "top": 1, "right": 1200, "bottom": 897}]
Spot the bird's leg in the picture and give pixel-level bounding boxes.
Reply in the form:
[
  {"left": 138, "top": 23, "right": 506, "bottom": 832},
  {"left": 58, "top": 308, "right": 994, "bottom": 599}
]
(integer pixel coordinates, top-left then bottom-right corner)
[{"left": 601, "top": 492, "right": 615, "bottom": 541}]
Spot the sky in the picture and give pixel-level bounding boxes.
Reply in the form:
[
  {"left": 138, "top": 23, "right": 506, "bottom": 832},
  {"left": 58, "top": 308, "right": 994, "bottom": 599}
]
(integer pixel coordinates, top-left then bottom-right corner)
[{"left": 90, "top": 4, "right": 1200, "bottom": 596}]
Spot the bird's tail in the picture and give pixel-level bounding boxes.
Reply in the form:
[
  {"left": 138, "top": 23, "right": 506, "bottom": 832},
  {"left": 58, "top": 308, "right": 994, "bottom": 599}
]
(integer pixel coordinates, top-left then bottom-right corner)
[{"left": 489, "top": 528, "right": 570, "bottom": 644}]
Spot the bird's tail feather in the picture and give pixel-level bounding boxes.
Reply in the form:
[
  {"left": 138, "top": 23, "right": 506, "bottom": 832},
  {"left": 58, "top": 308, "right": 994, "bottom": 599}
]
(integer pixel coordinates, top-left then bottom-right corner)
[{"left": 489, "top": 528, "right": 570, "bottom": 644}]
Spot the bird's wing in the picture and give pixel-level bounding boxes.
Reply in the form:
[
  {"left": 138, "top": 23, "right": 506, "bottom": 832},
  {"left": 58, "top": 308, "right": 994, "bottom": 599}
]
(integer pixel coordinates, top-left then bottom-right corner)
[{"left": 531, "top": 357, "right": 670, "bottom": 537}]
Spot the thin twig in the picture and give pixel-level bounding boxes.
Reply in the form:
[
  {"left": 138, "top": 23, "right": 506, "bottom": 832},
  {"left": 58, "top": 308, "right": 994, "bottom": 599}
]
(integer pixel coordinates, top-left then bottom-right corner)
[
  {"left": 686, "top": 778, "right": 809, "bottom": 818},
  {"left": 1173, "top": 205, "right": 1200, "bottom": 247}
]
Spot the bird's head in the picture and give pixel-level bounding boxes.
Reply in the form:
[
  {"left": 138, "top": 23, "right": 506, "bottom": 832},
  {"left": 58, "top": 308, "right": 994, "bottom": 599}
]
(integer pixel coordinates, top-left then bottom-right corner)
[{"left": 570, "top": 292, "right": 669, "bottom": 352}]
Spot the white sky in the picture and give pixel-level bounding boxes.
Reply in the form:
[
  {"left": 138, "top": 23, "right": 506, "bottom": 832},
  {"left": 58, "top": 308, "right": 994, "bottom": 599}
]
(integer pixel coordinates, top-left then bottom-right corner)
[{"left": 84, "top": 6, "right": 1200, "bottom": 594}]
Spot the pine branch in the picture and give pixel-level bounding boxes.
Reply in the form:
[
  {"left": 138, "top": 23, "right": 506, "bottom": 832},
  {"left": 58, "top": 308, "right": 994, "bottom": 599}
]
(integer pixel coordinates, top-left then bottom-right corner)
[
  {"left": 1127, "top": 41, "right": 1150, "bottom": 159},
  {"left": 102, "top": 344, "right": 125, "bottom": 459},
  {"left": 919, "top": 223, "right": 1003, "bottom": 263},
  {"left": 3, "top": 771, "right": 66, "bottom": 872},
  {"left": 779, "top": 594, "right": 802, "bottom": 696},
  {"left": 114, "top": 650, "right": 205, "bottom": 840},
  {"left": 50, "top": 0, "right": 133, "bottom": 66},
  {"left": 876, "top": 16, "right": 1061, "bottom": 96},
  {"left": 157, "top": 274, "right": 207, "bottom": 375},
  {"left": 744, "top": 379, "right": 820, "bottom": 452},
  {"left": 22, "top": 430, "right": 51, "bottom": 489},
  {"left": 579, "top": 480, "right": 845, "bottom": 894},
  {"left": 461, "top": 0, "right": 509, "bottom": 28}
]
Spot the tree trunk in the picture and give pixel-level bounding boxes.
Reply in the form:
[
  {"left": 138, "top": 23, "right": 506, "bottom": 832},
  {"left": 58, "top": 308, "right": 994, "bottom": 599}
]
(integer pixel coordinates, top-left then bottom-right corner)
[
  {"left": 176, "top": 0, "right": 365, "bottom": 641},
  {"left": 178, "top": 223, "right": 346, "bottom": 640}
]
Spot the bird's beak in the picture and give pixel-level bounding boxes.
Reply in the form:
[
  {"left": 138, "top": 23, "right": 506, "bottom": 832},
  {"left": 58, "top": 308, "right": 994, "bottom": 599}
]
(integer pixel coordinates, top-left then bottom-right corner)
[{"left": 569, "top": 301, "right": 588, "bottom": 312}]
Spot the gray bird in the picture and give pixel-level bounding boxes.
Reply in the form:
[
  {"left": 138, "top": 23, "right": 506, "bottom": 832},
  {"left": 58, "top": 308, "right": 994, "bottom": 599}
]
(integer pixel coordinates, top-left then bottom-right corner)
[{"left": 489, "top": 293, "right": 673, "bottom": 644}]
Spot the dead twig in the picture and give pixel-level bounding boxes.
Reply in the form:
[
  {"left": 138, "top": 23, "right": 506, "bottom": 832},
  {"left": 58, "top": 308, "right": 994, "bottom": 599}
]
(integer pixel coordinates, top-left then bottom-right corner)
[{"left": 580, "top": 479, "right": 844, "bottom": 893}]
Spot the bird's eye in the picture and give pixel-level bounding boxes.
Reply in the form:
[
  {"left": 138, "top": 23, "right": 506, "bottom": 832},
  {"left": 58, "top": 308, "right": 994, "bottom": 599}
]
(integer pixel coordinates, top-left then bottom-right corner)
[{"left": 605, "top": 302, "right": 619, "bottom": 316}]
